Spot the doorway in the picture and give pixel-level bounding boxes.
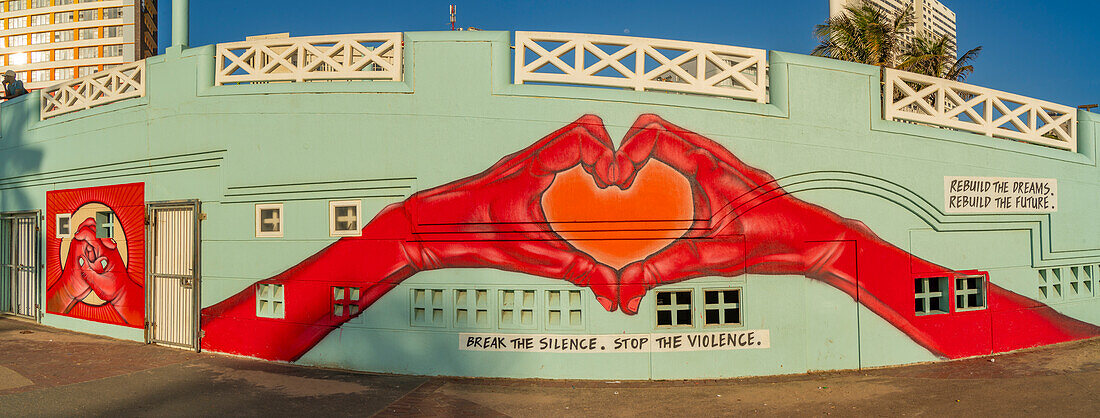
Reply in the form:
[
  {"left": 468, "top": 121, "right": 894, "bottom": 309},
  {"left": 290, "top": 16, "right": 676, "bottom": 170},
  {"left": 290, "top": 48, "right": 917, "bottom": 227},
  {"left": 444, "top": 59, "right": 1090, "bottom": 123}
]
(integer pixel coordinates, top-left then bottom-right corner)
[
  {"left": 145, "top": 201, "right": 201, "bottom": 350},
  {"left": 0, "top": 211, "right": 41, "bottom": 320}
]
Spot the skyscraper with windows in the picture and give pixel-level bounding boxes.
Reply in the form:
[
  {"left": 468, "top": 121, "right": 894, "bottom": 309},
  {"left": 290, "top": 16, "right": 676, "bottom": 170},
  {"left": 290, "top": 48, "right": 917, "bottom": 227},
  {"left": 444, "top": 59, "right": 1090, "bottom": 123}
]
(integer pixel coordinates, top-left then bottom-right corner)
[
  {"left": 829, "top": 0, "right": 957, "bottom": 56},
  {"left": 0, "top": 0, "right": 157, "bottom": 90}
]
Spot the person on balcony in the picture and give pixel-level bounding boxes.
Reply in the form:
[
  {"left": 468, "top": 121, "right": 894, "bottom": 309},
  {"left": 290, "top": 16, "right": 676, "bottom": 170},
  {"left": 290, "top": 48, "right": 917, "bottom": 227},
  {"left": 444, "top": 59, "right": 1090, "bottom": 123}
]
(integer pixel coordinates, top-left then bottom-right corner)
[{"left": 2, "top": 70, "right": 28, "bottom": 100}]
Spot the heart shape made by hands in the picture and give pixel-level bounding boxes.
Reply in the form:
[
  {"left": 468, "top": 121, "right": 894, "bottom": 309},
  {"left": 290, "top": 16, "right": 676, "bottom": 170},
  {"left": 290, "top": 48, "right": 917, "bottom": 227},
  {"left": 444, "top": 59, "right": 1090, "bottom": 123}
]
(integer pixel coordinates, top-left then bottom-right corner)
[{"left": 541, "top": 161, "right": 694, "bottom": 270}]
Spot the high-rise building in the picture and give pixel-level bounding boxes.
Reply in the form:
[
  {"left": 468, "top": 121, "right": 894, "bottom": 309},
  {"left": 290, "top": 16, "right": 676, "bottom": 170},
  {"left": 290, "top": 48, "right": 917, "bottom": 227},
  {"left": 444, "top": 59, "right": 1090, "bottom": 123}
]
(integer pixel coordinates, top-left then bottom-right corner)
[
  {"left": 829, "top": 0, "right": 957, "bottom": 56},
  {"left": 0, "top": 0, "right": 157, "bottom": 90}
]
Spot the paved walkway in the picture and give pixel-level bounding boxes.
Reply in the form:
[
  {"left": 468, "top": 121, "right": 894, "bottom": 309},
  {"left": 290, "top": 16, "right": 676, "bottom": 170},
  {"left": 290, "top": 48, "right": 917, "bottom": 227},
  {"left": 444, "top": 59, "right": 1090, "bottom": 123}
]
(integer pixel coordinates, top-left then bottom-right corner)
[{"left": 2, "top": 317, "right": 1099, "bottom": 416}]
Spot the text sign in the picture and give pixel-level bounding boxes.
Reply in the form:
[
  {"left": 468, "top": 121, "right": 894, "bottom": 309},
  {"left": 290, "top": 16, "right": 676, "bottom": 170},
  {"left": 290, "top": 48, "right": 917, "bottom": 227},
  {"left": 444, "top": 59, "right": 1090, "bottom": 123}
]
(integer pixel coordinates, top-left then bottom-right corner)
[
  {"left": 459, "top": 330, "right": 770, "bottom": 353},
  {"left": 944, "top": 176, "right": 1057, "bottom": 214}
]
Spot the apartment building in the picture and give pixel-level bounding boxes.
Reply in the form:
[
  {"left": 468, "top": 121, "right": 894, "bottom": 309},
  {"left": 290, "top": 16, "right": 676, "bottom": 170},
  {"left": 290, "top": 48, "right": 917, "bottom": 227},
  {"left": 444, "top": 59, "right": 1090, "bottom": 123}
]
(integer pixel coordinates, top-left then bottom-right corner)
[
  {"left": 829, "top": 0, "right": 957, "bottom": 56},
  {"left": 0, "top": 0, "right": 157, "bottom": 90}
]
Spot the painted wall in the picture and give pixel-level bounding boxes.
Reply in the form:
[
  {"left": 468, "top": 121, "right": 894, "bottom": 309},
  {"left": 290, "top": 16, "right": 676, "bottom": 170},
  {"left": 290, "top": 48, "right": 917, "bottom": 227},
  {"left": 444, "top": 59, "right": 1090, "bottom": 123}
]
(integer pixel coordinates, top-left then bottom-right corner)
[
  {"left": 45, "top": 183, "right": 145, "bottom": 327},
  {"left": 2, "top": 32, "right": 1099, "bottom": 379}
]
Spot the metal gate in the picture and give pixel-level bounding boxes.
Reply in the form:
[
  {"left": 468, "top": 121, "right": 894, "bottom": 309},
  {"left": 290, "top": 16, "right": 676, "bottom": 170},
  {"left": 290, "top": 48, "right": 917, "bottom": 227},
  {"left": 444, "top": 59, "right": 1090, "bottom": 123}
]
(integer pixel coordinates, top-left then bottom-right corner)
[
  {"left": 0, "top": 212, "right": 41, "bottom": 319},
  {"left": 146, "top": 201, "right": 201, "bottom": 350}
]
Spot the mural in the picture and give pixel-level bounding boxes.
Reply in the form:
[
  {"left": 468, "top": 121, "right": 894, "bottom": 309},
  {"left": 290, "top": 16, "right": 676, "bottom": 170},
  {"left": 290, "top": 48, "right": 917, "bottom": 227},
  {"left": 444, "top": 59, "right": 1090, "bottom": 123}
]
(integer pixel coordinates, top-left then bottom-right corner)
[
  {"left": 46, "top": 183, "right": 145, "bottom": 327},
  {"left": 201, "top": 115, "right": 1100, "bottom": 361}
]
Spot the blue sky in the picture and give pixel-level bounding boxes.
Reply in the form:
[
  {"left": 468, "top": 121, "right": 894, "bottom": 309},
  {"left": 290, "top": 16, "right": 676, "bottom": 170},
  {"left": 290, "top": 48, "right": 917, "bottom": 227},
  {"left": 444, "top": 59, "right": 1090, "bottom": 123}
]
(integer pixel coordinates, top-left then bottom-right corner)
[{"left": 163, "top": 0, "right": 1098, "bottom": 107}]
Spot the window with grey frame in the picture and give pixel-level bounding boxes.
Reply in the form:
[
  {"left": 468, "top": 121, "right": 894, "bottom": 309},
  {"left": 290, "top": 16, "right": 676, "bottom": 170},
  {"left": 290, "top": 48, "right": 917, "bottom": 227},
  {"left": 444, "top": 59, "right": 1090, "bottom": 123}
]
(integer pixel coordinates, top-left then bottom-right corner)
[
  {"left": 103, "top": 6, "right": 123, "bottom": 19},
  {"left": 954, "top": 275, "right": 986, "bottom": 311},
  {"left": 78, "top": 9, "right": 97, "bottom": 21},
  {"left": 104, "top": 44, "right": 123, "bottom": 57},
  {"left": 915, "top": 277, "right": 949, "bottom": 315},
  {"left": 95, "top": 211, "right": 114, "bottom": 239}
]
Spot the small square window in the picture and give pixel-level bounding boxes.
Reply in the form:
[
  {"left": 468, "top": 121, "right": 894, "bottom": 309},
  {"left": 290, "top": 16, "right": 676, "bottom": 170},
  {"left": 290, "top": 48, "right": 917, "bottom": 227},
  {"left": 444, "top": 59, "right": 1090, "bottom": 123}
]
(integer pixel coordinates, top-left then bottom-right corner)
[
  {"left": 411, "top": 288, "right": 446, "bottom": 327},
  {"left": 955, "top": 275, "right": 986, "bottom": 311},
  {"left": 55, "top": 214, "right": 71, "bottom": 238},
  {"left": 499, "top": 289, "right": 536, "bottom": 329},
  {"left": 915, "top": 277, "right": 949, "bottom": 315},
  {"left": 256, "top": 283, "right": 285, "bottom": 319},
  {"left": 656, "top": 290, "right": 693, "bottom": 327},
  {"left": 703, "top": 289, "right": 741, "bottom": 326},
  {"left": 255, "top": 203, "right": 283, "bottom": 238},
  {"left": 328, "top": 200, "right": 361, "bottom": 237}
]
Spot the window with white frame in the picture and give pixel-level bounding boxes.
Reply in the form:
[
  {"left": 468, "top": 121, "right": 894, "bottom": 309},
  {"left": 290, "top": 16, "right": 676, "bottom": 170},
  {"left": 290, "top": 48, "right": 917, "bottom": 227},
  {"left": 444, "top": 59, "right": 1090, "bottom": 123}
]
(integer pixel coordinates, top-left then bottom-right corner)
[
  {"left": 54, "top": 30, "right": 73, "bottom": 43},
  {"left": 29, "top": 51, "right": 49, "bottom": 63},
  {"left": 30, "top": 32, "right": 49, "bottom": 44},
  {"left": 55, "top": 67, "right": 73, "bottom": 80},
  {"left": 104, "top": 25, "right": 122, "bottom": 38},
  {"left": 54, "top": 48, "right": 73, "bottom": 61},
  {"left": 78, "top": 9, "right": 97, "bottom": 21},
  {"left": 55, "top": 0, "right": 72, "bottom": 5},
  {"left": 103, "top": 7, "right": 123, "bottom": 19},
  {"left": 31, "top": 0, "right": 47, "bottom": 7},
  {"left": 30, "top": 69, "right": 48, "bottom": 82},
  {"left": 55, "top": 12, "right": 73, "bottom": 24},
  {"left": 30, "top": 14, "right": 48, "bottom": 26},
  {"left": 329, "top": 200, "right": 361, "bottom": 237},
  {"left": 256, "top": 204, "right": 283, "bottom": 238},
  {"left": 78, "top": 46, "right": 97, "bottom": 59},
  {"left": 56, "top": 214, "right": 72, "bottom": 238},
  {"left": 78, "top": 66, "right": 96, "bottom": 77},
  {"left": 79, "top": 27, "right": 97, "bottom": 40},
  {"left": 9, "top": 36, "right": 27, "bottom": 47},
  {"left": 8, "top": 17, "right": 27, "bottom": 29},
  {"left": 8, "top": 1, "right": 25, "bottom": 12}
]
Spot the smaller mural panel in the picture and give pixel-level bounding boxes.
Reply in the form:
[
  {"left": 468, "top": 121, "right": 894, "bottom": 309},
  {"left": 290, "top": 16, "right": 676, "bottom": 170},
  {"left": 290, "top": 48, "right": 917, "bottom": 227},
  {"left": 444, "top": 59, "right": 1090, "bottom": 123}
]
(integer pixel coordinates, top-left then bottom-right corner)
[
  {"left": 944, "top": 176, "right": 1057, "bottom": 213},
  {"left": 46, "top": 183, "right": 145, "bottom": 328}
]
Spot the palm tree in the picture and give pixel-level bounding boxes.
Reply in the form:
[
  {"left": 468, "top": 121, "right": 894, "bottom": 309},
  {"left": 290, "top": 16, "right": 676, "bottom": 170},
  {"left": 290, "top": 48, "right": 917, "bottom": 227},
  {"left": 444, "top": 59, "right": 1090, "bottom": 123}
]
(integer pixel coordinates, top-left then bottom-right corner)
[
  {"left": 812, "top": 1, "right": 915, "bottom": 67},
  {"left": 899, "top": 33, "right": 983, "bottom": 81}
]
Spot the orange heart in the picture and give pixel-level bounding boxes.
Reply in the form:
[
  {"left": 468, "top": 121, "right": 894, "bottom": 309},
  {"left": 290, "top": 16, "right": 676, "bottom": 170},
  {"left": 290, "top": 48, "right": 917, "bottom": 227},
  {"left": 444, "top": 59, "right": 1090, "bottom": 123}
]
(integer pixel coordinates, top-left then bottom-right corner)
[{"left": 541, "top": 161, "right": 695, "bottom": 269}]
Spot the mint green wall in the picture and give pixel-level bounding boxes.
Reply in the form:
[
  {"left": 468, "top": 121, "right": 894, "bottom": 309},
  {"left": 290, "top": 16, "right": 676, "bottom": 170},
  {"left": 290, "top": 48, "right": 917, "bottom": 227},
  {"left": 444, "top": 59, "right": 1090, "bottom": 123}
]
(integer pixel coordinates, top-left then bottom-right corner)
[{"left": 1, "top": 32, "right": 1098, "bottom": 379}]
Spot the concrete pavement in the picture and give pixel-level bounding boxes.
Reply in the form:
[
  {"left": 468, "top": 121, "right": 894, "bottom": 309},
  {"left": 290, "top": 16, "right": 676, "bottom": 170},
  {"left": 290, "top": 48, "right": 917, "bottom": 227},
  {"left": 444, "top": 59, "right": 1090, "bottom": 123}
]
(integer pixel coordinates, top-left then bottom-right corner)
[{"left": 2, "top": 316, "right": 1099, "bottom": 416}]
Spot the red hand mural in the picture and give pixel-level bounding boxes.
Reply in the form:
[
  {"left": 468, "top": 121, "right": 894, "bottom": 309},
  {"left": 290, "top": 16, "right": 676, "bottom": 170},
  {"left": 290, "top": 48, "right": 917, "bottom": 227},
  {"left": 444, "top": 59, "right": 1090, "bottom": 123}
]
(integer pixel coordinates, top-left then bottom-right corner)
[
  {"left": 47, "top": 218, "right": 143, "bottom": 325},
  {"left": 201, "top": 115, "right": 1100, "bottom": 362},
  {"left": 202, "top": 115, "right": 622, "bottom": 359},
  {"left": 46, "top": 183, "right": 145, "bottom": 328},
  {"left": 612, "top": 115, "right": 1099, "bottom": 358}
]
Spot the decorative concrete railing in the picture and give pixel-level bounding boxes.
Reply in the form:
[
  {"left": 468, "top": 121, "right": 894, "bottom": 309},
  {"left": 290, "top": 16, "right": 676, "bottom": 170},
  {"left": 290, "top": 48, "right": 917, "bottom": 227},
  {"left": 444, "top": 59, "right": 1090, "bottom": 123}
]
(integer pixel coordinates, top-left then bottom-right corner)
[
  {"left": 515, "top": 31, "right": 768, "bottom": 103},
  {"left": 215, "top": 33, "right": 403, "bottom": 85},
  {"left": 884, "top": 68, "right": 1077, "bottom": 152},
  {"left": 40, "top": 60, "right": 146, "bottom": 120}
]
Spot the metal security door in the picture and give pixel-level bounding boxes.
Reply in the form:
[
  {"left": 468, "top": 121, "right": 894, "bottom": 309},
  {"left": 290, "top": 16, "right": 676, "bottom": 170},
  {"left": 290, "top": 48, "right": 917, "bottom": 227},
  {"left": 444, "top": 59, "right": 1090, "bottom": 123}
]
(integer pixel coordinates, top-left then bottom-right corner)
[
  {"left": 146, "top": 201, "right": 201, "bottom": 350},
  {"left": 0, "top": 212, "right": 41, "bottom": 320}
]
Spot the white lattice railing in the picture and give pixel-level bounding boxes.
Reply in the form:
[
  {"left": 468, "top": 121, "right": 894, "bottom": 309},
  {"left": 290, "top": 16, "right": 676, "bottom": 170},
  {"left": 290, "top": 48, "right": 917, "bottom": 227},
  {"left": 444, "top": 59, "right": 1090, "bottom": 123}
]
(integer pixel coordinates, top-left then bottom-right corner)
[
  {"left": 215, "top": 33, "right": 403, "bottom": 85},
  {"left": 40, "top": 61, "right": 145, "bottom": 120},
  {"left": 515, "top": 31, "right": 768, "bottom": 103},
  {"left": 884, "top": 68, "right": 1077, "bottom": 152}
]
